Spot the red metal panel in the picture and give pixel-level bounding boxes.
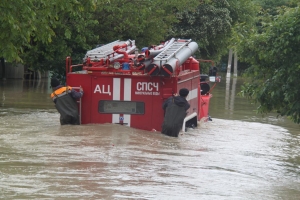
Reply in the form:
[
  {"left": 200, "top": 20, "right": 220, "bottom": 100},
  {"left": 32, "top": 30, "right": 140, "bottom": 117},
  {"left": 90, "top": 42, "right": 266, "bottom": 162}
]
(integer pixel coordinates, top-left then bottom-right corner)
[
  {"left": 66, "top": 70, "right": 200, "bottom": 131},
  {"left": 91, "top": 75, "right": 114, "bottom": 124},
  {"left": 130, "top": 76, "right": 164, "bottom": 131},
  {"left": 199, "top": 94, "right": 212, "bottom": 120},
  {"left": 177, "top": 71, "right": 199, "bottom": 120},
  {"left": 150, "top": 77, "right": 166, "bottom": 131},
  {"left": 66, "top": 73, "right": 92, "bottom": 124},
  {"left": 178, "top": 74, "right": 192, "bottom": 116},
  {"left": 191, "top": 73, "right": 200, "bottom": 119}
]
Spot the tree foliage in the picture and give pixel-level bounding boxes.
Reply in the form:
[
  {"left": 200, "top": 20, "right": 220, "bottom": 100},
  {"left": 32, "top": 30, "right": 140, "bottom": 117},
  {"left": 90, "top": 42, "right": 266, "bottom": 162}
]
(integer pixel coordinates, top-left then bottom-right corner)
[
  {"left": 253, "top": 0, "right": 298, "bottom": 11},
  {"left": 0, "top": 0, "right": 96, "bottom": 62},
  {"left": 1, "top": 0, "right": 253, "bottom": 73},
  {"left": 169, "top": 0, "right": 257, "bottom": 60},
  {"left": 0, "top": 0, "right": 199, "bottom": 77},
  {"left": 0, "top": 0, "right": 50, "bottom": 62},
  {"left": 91, "top": 0, "right": 199, "bottom": 47},
  {"left": 20, "top": 0, "right": 99, "bottom": 77},
  {"left": 239, "top": 5, "right": 300, "bottom": 123}
]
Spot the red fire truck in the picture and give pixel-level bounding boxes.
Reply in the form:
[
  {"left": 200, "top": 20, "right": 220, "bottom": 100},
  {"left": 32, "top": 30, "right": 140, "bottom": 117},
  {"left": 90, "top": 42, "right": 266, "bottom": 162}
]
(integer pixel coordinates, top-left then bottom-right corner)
[{"left": 65, "top": 38, "right": 219, "bottom": 132}]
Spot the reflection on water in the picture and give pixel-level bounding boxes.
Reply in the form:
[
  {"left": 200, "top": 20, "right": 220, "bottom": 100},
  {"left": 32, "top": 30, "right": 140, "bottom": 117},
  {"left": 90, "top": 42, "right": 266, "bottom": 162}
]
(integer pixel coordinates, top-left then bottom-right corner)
[
  {"left": 209, "top": 74, "right": 299, "bottom": 134},
  {"left": 0, "top": 78, "right": 299, "bottom": 199},
  {"left": 0, "top": 79, "right": 53, "bottom": 109}
]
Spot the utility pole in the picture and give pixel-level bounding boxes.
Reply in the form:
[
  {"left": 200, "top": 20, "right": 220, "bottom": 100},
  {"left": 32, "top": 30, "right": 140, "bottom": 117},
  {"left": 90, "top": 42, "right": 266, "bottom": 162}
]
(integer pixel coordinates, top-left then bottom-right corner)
[
  {"left": 226, "top": 49, "right": 233, "bottom": 78},
  {"left": 233, "top": 51, "right": 238, "bottom": 77}
]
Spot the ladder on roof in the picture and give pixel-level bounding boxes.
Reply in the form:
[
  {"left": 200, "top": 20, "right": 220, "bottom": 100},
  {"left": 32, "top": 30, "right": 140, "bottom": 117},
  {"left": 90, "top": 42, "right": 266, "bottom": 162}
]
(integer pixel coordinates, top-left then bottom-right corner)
[
  {"left": 154, "top": 39, "right": 192, "bottom": 62},
  {"left": 83, "top": 40, "right": 134, "bottom": 61}
]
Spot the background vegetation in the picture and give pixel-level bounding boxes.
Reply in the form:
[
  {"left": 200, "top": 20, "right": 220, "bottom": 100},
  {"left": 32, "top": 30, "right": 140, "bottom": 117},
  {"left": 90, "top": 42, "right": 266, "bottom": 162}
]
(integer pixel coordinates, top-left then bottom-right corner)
[
  {"left": 0, "top": 0, "right": 299, "bottom": 123},
  {"left": 239, "top": 0, "right": 300, "bottom": 123}
]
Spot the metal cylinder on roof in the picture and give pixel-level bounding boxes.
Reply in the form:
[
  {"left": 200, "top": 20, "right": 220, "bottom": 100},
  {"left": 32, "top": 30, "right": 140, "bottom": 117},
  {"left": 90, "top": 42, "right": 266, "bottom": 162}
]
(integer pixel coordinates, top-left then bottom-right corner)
[
  {"left": 144, "top": 38, "right": 175, "bottom": 58},
  {"left": 160, "top": 41, "right": 198, "bottom": 77}
]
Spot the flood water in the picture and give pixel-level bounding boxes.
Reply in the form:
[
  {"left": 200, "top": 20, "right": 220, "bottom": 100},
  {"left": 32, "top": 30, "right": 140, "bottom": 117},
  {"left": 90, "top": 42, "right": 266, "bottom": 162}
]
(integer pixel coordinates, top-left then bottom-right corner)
[{"left": 0, "top": 76, "right": 299, "bottom": 199}]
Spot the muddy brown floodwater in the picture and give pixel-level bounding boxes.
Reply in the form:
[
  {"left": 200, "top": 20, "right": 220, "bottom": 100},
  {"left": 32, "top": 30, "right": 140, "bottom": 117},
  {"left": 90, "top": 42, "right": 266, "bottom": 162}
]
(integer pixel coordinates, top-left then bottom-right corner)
[{"left": 0, "top": 77, "right": 299, "bottom": 199}]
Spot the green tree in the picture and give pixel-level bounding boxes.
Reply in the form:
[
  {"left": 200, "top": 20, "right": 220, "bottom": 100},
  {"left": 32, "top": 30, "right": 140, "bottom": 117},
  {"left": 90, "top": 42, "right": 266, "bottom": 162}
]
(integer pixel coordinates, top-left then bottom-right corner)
[
  {"left": 0, "top": 0, "right": 88, "bottom": 62},
  {"left": 1, "top": 0, "right": 200, "bottom": 77},
  {"left": 239, "top": 5, "right": 300, "bottom": 123},
  {"left": 168, "top": 0, "right": 257, "bottom": 60},
  {"left": 92, "top": 0, "right": 199, "bottom": 47},
  {"left": 253, "top": 0, "right": 298, "bottom": 10},
  {"left": 20, "top": 0, "right": 98, "bottom": 78}
]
